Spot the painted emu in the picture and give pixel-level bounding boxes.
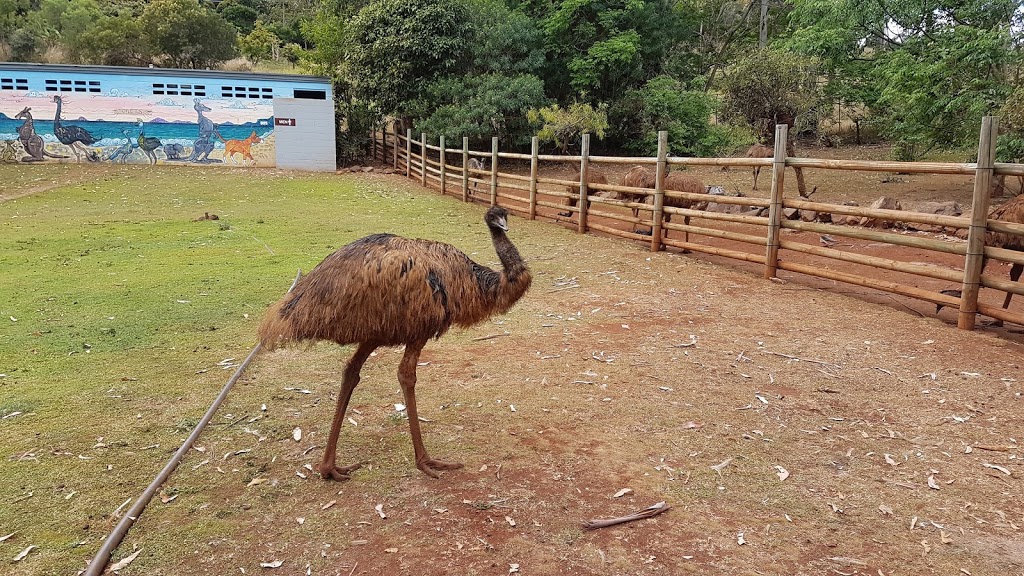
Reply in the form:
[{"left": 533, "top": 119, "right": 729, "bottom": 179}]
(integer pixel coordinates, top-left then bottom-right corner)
[
  {"left": 559, "top": 165, "right": 609, "bottom": 218},
  {"left": 259, "top": 206, "right": 532, "bottom": 480}
]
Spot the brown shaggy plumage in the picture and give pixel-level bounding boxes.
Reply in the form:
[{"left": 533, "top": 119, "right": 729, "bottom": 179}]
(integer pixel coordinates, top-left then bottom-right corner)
[
  {"left": 560, "top": 165, "right": 609, "bottom": 217},
  {"left": 620, "top": 166, "right": 658, "bottom": 220},
  {"left": 745, "top": 143, "right": 774, "bottom": 190},
  {"left": 259, "top": 206, "right": 531, "bottom": 480},
  {"left": 986, "top": 194, "right": 1024, "bottom": 316}
]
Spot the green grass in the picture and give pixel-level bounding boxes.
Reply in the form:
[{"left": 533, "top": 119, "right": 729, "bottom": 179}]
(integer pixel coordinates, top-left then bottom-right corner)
[{"left": 0, "top": 164, "right": 520, "bottom": 574}]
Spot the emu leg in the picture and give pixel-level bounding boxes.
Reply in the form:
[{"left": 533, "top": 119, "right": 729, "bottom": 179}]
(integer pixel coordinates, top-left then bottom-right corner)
[
  {"left": 399, "top": 339, "right": 463, "bottom": 478},
  {"left": 316, "top": 342, "right": 377, "bottom": 481},
  {"left": 993, "top": 263, "right": 1024, "bottom": 327},
  {"left": 752, "top": 167, "right": 760, "bottom": 191}
]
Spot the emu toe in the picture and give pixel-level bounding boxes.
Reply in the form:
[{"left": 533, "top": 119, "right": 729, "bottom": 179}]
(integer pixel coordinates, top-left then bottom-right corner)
[
  {"left": 417, "top": 457, "right": 464, "bottom": 479},
  {"left": 316, "top": 461, "right": 362, "bottom": 481}
]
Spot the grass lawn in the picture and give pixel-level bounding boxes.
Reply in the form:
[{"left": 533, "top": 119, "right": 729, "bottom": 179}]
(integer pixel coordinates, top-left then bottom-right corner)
[{"left": 0, "top": 164, "right": 527, "bottom": 574}]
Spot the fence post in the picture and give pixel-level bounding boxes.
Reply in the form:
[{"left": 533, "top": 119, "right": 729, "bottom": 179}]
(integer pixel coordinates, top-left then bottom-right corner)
[
  {"left": 529, "top": 136, "right": 539, "bottom": 220},
  {"left": 650, "top": 130, "right": 668, "bottom": 252},
  {"left": 405, "top": 128, "right": 412, "bottom": 178},
  {"left": 764, "top": 124, "right": 788, "bottom": 278},
  {"left": 462, "top": 137, "right": 470, "bottom": 202},
  {"left": 958, "top": 116, "right": 999, "bottom": 330},
  {"left": 439, "top": 135, "right": 446, "bottom": 196},
  {"left": 420, "top": 132, "right": 427, "bottom": 187},
  {"left": 392, "top": 125, "right": 398, "bottom": 169},
  {"left": 578, "top": 133, "right": 591, "bottom": 234},
  {"left": 490, "top": 136, "right": 499, "bottom": 207}
]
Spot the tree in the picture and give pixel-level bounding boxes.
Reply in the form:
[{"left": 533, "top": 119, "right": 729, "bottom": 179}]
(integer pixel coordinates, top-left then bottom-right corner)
[
  {"left": 140, "top": 0, "right": 237, "bottom": 69},
  {"left": 239, "top": 19, "right": 279, "bottom": 65},
  {"left": 345, "top": 0, "right": 473, "bottom": 120},
  {"left": 76, "top": 12, "right": 151, "bottom": 65},
  {"left": 611, "top": 75, "right": 720, "bottom": 156},
  {"left": 8, "top": 26, "right": 38, "bottom": 61},
  {"left": 527, "top": 102, "right": 609, "bottom": 153},
  {"left": 218, "top": 0, "right": 264, "bottom": 34},
  {"left": 719, "top": 47, "right": 822, "bottom": 141}
]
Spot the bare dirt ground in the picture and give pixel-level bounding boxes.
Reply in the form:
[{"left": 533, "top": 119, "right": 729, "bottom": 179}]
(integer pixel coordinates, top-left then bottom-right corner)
[{"left": 151, "top": 147, "right": 1023, "bottom": 576}]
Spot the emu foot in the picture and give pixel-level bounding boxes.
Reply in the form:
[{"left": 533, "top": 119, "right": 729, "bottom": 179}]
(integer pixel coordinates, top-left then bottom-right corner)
[
  {"left": 417, "top": 456, "right": 463, "bottom": 479},
  {"left": 634, "top": 229, "right": 652, "bottom": 236},
  {"left": 315, "top": 460, "right": 363, "bottom": 481},
  {"left": 557, "top": 211, "right": 572, "bottom": 218}
]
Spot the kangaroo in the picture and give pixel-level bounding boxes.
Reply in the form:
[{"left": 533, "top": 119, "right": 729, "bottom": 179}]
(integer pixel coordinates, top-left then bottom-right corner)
[
  {"left": 187, "top": 98, "right": 221, "bottom": 163},
  {"left": 14, "top": 107, "right": 68, "bottom": 162},
  {"left": 218, "top": 130, "right": 262, "bottom": 166}
]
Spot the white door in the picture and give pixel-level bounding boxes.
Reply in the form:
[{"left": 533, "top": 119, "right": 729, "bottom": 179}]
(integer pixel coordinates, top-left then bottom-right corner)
[{"left": 272, "top": 98, "right": 336, "bottom": 171}]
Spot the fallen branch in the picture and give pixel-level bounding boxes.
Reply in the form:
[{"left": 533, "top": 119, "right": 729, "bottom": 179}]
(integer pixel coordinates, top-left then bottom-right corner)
[
  {"left": 581, "top": 501, "right": 670, "bottom": 531},
  {"left": 763, "top": 351, "right": 837, "bottom": 367},
  {"left": 472, "top": 333, "right": 509, "bottom": 342}
]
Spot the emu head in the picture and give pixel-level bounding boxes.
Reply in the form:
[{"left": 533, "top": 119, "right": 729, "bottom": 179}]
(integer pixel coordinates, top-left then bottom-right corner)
[
  {"left": 485, "top": 205, "right": 509, "bottom": 232},
  {"left": 52, "top": 95, "right": 62, "bottom": 104}
]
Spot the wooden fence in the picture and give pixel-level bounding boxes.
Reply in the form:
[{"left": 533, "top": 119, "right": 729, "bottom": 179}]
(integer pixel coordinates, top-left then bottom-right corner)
[{"left": 369, "top": 119, "right": 1024, "bottom": 330}]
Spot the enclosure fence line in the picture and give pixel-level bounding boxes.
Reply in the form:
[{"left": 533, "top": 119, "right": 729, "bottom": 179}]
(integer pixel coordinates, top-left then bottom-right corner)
[{"left": 368, "top": 118, "right": 1024, "bottom": 331}]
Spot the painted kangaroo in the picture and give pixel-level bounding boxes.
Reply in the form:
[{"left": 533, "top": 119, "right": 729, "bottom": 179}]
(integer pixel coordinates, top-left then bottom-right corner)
[
  {"left": 14, "top": 107, "right": 68, "bottom": 162},
  {"left": 187, "top": 98, "right": 222, "bottom": 163}
]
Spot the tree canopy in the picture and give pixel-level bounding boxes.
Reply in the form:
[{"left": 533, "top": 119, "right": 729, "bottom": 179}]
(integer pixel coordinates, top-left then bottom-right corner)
[{"left": 3, "top": 0, "right": 1023, "bottom": 161}]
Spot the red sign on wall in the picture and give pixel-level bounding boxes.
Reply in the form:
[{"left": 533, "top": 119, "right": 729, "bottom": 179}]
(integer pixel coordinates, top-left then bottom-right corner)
[{"left": 275, "top": 118, "right": 296, "bottom": 126}]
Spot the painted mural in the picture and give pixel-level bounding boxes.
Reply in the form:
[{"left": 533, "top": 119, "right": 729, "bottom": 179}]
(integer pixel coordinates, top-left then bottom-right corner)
[{"left": 0, "top": 74, "right": 277, "bottom": 166}]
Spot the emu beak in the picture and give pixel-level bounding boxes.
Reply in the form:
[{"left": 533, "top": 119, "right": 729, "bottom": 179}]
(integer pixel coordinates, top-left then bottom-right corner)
[{"left": 496, "top": 217, "right": 508, "bottom": 231}]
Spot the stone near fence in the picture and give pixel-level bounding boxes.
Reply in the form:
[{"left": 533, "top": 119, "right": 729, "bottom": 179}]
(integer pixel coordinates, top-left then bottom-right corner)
[
  {"left": 362, "top": 166, "right": 374, "bottom": 173},
  {"left": 800, "top": 210, "right": 819, "bottom": 222},
  {"left": 783, "top": 207, "right": 800, "bottom": 220},
  {"left": 859, "top": 196, "right": 902, "bottom": 228},
  {"left": 899, "top": 201, "right": 963, "bottom": 232}
]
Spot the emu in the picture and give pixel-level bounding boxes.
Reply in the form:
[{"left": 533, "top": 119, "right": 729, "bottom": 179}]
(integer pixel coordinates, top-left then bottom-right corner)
[
  {"left": 559, "top": 165, "right": 609, "bottom": 218},
  {"left": 259, "top": 206, "right": 531, "bottom": 480},
  {"left": 744, "top": 144, "right": 774, "bottom": 191}
]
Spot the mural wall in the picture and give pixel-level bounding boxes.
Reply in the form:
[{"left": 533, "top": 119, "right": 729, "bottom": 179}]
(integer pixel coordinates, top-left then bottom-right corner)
[{"left": 0, "top": 71, "right": 282, "bottom": 166}]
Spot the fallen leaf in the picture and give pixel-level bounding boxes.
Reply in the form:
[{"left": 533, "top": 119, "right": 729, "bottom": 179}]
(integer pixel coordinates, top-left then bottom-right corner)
[
  {"left": 878, "top": 504, "right": 893, "bottom": 516},
  {"left": 774, "top": 465, "right": 790, "bottom": 481},
  {"left": 159, "top": 491, "right": 178, "bottom": 503},
  {"left": 384, "top": 548, "right": 398, "bottom": 553},
  {"left": 247, "top": 477, "right": 268, "bottom": 487},
  {"left": 13, "top": 545, "right": 36, "bottom": 562},
  {"left": 509, "top": 564, "right": 520, "bottom": 574},
  {"left": 921, "top": 540, "right": 931, "bottom": 554},
  {"left": 505, "top": 516, "right": 516, "bottom": 527},
  {"left": 884, "top": 454, "right": 897, "bottom": 466},
  {"left": 928, "top": 475, "right": 940, "bottom": 490},
  {"left": 911, "top": 516, "right": 918, "bottom": 531},
  {"left": 293, "top": 427, "right": 302, "bottom": 442},
  {"left": 296, "top": 517, "right": 305, "bottom": 525},
  {"left": 941, "top": 531, "right": 953, "bottom": 544},
  {"left": 374, "top": 504, "right": 386, "bottom": 519},
  {"left": 0, "top": 533, "right": 15, "bottom": 542},
  {"left": 682, "top": 421, "right": 703, "bottom": 430},
  {"left": 612, "top": 488, "right": 633, "bottom": 498},
  {"left": 260, "top": 560, "right": 284, "bottom": 568},
  {"left": 321, "top": 500, "right": 336, "bottom": 510},
  {"left": 710, "top": 458, "right": 733, "bottom": 476},
  {"left": 737, "top": 532, "right": 747, "bottom": 545},
  {"left": 109, "top": 549, "right": 143, "bottom": 571},
  {"left": 983, "top": 462, "right": 1012, "bottom": 476}
]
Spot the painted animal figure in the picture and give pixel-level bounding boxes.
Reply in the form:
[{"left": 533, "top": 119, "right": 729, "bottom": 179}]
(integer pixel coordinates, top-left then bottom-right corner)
[
  {"left": 187, "top": 99, "right": 220, "bottom": 163},
  {"left": 745, "top": 144, "right": 774, "bottom": 191},
  {"left": 259, "top": 206, "right": 532, "bottom": 480},
  {"left": 104, "top": 129, "right": 137, "bottom": 164},
  {"left": 220, "top": 130, "right": 262, "bottom": 166},
  {"left": 137, "top": 122, "right": 162, "bottom": 164},
  {"left": 163, "top": 143, "right": 185, "bottom": 160},
  {"left": 1, "top": 140, "right": 18, "bottom": 163},
  {"left": 560, "top": 165, "right": 609, "bottom": 218},
  {"left": 14, "top": 107, "right": 68, "bottom": 162},
  {"left": 52, "top": 95, "right": 99, "bottom": 162}
]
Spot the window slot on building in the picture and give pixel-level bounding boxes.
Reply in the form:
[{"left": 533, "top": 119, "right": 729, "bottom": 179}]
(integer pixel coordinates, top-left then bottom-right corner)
[
  {"left": 1, "top": 78, "right": 27, "bottom": 91},
  {"left": 294, "top": 89, "right": 327, "bottom": 100}
]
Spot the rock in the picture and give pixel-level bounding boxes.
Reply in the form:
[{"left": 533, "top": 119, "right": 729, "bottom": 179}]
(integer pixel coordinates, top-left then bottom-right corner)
[
  {"left": 381, "top": 168, "right": 396, "bottom": 175},
  {"left": 362, "top": 166, "right": 374, "bottom": 173},
  {"left": 800, "top": 210, "right": 818, "bottom": 222},
  {"left": 783, "top": 207, "right": 800, "bottom": 220},
  {"left": 349, "top": 165, "right": 362, "bottom": 172},
  {"left": 903, "top": 200, "right": 963, "bottom": 216},
  {"left": 859, "top": 196, "right": 902, "bottom": 228}
]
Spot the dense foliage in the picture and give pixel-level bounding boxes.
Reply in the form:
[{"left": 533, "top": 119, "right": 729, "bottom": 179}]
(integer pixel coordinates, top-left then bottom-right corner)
[{"left": 2, "top": 0, "right": 1022, "bottom": 161}]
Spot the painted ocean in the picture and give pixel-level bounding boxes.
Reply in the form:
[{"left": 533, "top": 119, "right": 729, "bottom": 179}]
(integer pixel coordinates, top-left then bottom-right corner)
[{"left": 0, "top": 116, "right": 275, "bottom": 149}]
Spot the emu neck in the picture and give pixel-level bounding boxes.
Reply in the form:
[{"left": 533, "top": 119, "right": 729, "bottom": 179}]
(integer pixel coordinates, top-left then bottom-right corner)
[{"left": 491, "top": 228, "right": 526, "bottom": 280}]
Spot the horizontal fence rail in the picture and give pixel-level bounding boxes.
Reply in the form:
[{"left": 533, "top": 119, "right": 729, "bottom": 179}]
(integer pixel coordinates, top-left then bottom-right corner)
[{"left": 375, "top": 119, "right": 1024, "bottom": 330}]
